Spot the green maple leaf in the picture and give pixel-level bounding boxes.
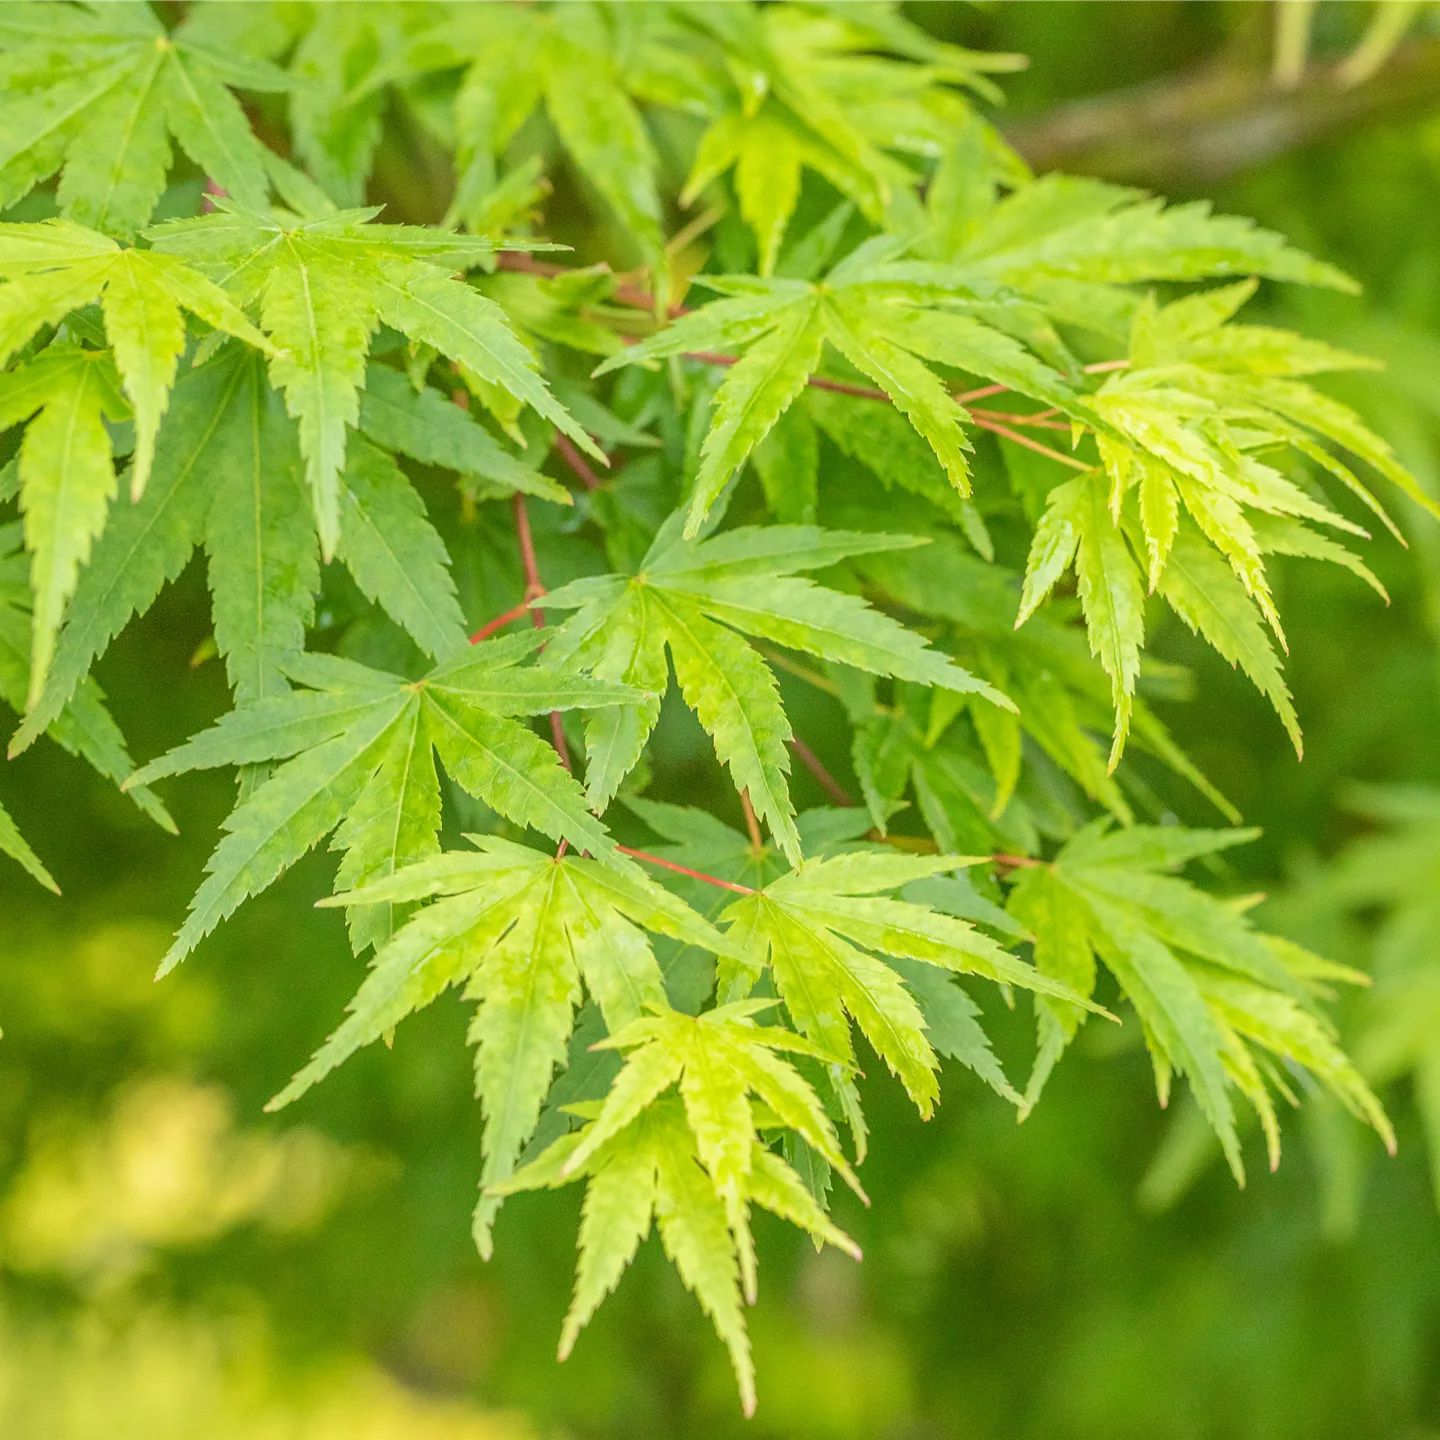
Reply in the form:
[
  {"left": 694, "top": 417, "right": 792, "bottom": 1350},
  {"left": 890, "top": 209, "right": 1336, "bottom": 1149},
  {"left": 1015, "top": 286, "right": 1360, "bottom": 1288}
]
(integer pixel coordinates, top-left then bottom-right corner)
[
  {"left": 717, "top": 850, "right": 1094, "bottom": 1138},
  {"left": 14, "top": 348, "right": 476, "bottom": 753},
  {"left": 1015, "top": 285, "right": 1414, "bottom": 763},
  {"left": 680, "top": 3, "right": 1023, "bottom": 272},
  {"left": 145, "top": 203, "right": 601, "bottom": 558},
  {"left": 495, "top": 1091, "right": 858, "bottom": 1417},
  {"left": 0, "top": 218, "right": 276, "bottom": 497},
  {"left": 598, "top": 236, "right": 1079, "bottom": 534},
  {"left": 266, "top": 834, "right": 739, "bottom": 1254},
  {"left": 0, "top": 0, "right": 292, "bottom": 238},
  {"left": 389, "top": 3, "right": 670, "bottom": 261},
  {"left": 922, "top": 169, "right": 1358, "bottom": 337},
  {"left": 497, "top": 997, "right": 860, "bottom": 1409},
  {"left": 543, "top": 515, "right": 1011, "bottom": 861},
  {"left": 1006, "top": 821, "right": 1393, "bottom": 1179},
  {"left": 124, "top": 636, "right": 645, "bottom": 973}
]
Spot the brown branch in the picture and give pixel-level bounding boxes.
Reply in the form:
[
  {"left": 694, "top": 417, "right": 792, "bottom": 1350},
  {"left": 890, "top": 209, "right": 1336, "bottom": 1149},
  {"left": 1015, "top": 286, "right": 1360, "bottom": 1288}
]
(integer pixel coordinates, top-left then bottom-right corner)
[
  {"left": 548, "top": 711, "right": 572, "bottom": 773},
  {"left": 508, "top": 493, "right": 573, "bottom": 772},
  {"left": 512, "top": 493, "right": 546, "bottom": 620},
  {"left": 993, "top": 853, "right": 1042, "bottom": 870},
  {"left": 470, "top": 598, "right": 535, "bottom": 644},
  {"left": 970, "top": 407, "right": 1072, "bottom": 432},
  {"left": 618, "top": 845, "right": 756, "bottom": 894},
  {"left": 1002, "top": 38, "right": 1440, "bottom": 187},
  {"left": 974, "top": 419, "right": 1093, "bottom": 471},
  {"left": 553, "top": 431, "right": 601, "bottom": 491},
  {"left": 788, "top": 738, "right": 855, "bottom": 808}
]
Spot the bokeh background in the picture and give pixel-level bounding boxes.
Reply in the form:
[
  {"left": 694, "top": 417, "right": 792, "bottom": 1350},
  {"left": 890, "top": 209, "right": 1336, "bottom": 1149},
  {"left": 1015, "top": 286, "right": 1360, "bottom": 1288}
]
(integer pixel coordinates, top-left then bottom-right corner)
[{"left": 4, "top": 4, "right": 1440, "bottom": 1436}]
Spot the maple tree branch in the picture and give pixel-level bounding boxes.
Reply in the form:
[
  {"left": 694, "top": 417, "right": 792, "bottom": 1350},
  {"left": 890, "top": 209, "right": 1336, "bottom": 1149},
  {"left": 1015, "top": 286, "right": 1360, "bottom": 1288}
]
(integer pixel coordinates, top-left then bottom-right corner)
[
  {"left": 788, "top": 737, "right": 855, "bottom": 807},
  {"left": 973, "top": 418, "right": 1093, "bottom": 470},
  {"left": 512, "top": 492, "right": 547, "bottom": 618},
  {"left": 1002, "top": 38, "right": 1440, "bottom": 188},
  {"left": 752, "top": 645, "right": 842, "bottom": 696},
  {"left": 993, "top": 853, "right": 1043, "bottom": 870},
  {"left": 553, "top": 431, "right": 602, "bottom": 491},
  {"left": 970, "top": 407, "right": 1071, "bottom": 432},
  {"left": 677, "top": 350, "right": 1115, "bottom": 465},
  {"left": 618, "top": 845, "right": 756, "bottom": 894},
  {"left": 509, "top": 493, "right": 573, "bottom": 772},
  {"left": 469, "top": 598, "right": 535, "bottom": 644}
]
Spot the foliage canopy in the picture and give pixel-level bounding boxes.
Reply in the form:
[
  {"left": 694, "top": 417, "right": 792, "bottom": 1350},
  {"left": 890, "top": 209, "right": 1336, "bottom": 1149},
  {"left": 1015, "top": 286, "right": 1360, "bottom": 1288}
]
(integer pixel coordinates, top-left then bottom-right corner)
[{"left": 0, "top": 1, "right": 1432, "bottom": 1414}]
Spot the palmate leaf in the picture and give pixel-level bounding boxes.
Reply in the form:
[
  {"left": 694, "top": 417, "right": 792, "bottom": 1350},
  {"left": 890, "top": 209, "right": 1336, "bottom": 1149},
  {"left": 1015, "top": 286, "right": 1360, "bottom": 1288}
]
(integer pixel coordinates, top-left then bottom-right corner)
[
  {"left": 0, "top": 1, "right": 291, "bottom": 238},
  {"left": 124, "top": 637, "right": 645, "bottom": 975},
  {"left": 495, "top": 1093, "right": 859, "bottom": 1418},
  {"left": 1014, "top": 286, "right": 1422, "bottom": 762},
  {"left": 1015, "top": 472, "right": 1150, "bottom": 770},
  {"left": 145, "top": 204, "right": 600, "bottom": 558},
  {"left": 527, "top": 997, "right": 863, "bottom": 1405},
  {"left": 716, "top": 851, "right": 1095, "bottom": 1135},
  {"left": 925, "top": 171, "right": 1358, "bottom": 337},
  {"left": 598, "top": 238, "right": 1080, "bottom": 534},
  {"left": 0, "top": 218, "right": 276, "bottom": 496},
  {"left": 268, "top": 835, "right": 737, "bottom": 1253},
  {"left": 678, "top": 3, "right": 1023, "bottom": 271},
  {"left": 544, "top": 516, "right": 1010, "bottom": 860},
  {"left": 1006, "top": 821, "right": 1393, "bottom": 1177},
  {"left": 392, "top": 3, "right": 669, "bottom": 261},
  {"left": 13, "top": 349, "right": 479, "bottom": 755}
]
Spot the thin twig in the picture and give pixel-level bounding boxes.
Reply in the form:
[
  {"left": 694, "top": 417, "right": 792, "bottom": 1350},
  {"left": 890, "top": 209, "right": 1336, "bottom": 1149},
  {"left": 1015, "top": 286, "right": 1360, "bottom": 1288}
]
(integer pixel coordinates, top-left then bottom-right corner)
[
  {"left": 993, "top": 853, "right": 1043, "bottom": 870},
  {"left": 804, "top": 373, "right": 891, "bottom": 402},
  {"left": 666, "top": 203, "right": 725, "bottom": 258},
  {"left": 469, "top": 598, "right": 535, "bottom": 644},
  {"left": 509, "top": 493, "right": 572, "bottom": 771},
  {"left": 970, "top": 407, "right": 1072, "bottom": 432},
  {"left": 739, "top": 790, "right": 763, "bottom": 851},
  {"left": 679, "top": 351, "right": 1123, "bottom": 449},
  {"left": 553, "top": 432, "right": 602, "bottom": 491},
  {"left": 973, "top": 418, "right": 1094, "bottom": 471},
  {"left": 618, "top": 845, "right": 756, "bottom": 894},
  {"left": 512, "top": 493, "right": 546, "bottom": 621},
  {"left": 789, "top": 738, "right": 855, "bottom": 807},
  {"left": 549, "top": 711, "right": 573, "bottom": 773},
  {"left": 752, "top": 644, "right": 842, "bottom": 696}
]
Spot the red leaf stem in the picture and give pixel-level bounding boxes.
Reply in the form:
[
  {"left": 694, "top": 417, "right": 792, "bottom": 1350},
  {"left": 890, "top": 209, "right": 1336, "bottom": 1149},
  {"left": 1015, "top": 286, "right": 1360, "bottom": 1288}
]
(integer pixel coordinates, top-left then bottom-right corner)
[{"left": 617, "top": 845, "right": 756, "bottom": 894}]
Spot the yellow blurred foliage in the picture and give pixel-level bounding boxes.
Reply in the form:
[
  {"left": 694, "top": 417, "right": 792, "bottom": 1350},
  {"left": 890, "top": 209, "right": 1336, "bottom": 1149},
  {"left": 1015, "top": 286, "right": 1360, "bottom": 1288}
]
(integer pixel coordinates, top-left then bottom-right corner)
[
  {"left": 2, "top": 1077, "right": 388, "bottom": 1281},
  {"left": 0, "top": 1307, "right": 533, "bottom": 1440}
]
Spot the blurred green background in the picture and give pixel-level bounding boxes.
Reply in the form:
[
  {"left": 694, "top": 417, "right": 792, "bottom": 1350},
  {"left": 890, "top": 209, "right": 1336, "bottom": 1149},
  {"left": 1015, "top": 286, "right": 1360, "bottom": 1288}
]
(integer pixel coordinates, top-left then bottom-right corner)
[{"left": 5, "top": 4, "right": 1440, "bottom": 1436}]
